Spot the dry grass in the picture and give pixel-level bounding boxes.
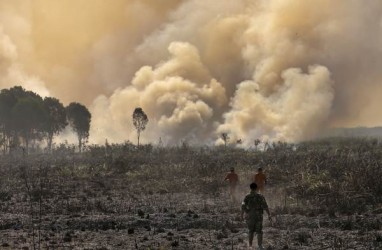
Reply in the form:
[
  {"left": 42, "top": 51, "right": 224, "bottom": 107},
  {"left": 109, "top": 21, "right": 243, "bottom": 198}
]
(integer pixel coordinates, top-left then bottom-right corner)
[{"left": 0, "top": 137, "right": 381, "bottom": 249}]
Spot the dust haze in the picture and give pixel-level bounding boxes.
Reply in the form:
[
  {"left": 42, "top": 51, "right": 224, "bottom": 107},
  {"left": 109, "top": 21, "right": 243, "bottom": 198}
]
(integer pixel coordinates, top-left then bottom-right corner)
[{"left": 0, "top": 0, "right": 381, "bottom": 145}]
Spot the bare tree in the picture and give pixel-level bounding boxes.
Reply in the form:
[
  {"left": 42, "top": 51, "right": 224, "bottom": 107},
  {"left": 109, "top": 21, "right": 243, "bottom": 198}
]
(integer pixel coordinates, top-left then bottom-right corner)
[
  {"left": 132, "top": 107, "right": 148, "bottom": 147},
  {"left": 254, "top": 139, "right": 261, "bottom": 150},
  {"left": 221, "top": 133, "right": 229, "bottom": 148}
]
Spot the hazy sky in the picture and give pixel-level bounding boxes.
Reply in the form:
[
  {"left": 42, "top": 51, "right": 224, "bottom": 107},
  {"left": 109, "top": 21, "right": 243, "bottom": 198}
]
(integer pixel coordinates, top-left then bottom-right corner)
[{"left": 0, "top": 0, "right": 381, "bottom": 145}]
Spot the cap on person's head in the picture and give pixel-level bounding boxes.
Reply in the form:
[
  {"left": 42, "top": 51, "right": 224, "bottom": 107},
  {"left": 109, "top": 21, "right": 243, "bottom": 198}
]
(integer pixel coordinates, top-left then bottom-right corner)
[
  {"left": 230, "top": 167, "right": 235, "bottom": 171},
  {"left": 250, "top": 182, "right": 257, "bottom": 190},
  {"left": 258, "top": 167, "right": 263, "bottom": 172}
]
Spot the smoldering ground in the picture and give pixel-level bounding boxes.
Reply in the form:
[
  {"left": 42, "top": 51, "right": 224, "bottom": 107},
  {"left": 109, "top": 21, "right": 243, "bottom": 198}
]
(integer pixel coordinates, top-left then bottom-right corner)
[
  {"left": 1, "top": 138, "right": 382, "bottom": 249},
  {"left": 1, "top": 0, "right": 382, "bottom": 145}
]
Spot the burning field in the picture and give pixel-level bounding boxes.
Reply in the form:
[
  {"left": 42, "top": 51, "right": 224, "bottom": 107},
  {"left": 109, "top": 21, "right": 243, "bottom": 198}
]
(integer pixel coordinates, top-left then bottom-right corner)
[
  {"left": 1, "top": 1, "right": 382, "bottom": 145},
  {"left": 1, "top": 1, "right": 382, "bottom": 249},
  {"left": 0, "top": 138, "right": 382, "bottom": 249}
]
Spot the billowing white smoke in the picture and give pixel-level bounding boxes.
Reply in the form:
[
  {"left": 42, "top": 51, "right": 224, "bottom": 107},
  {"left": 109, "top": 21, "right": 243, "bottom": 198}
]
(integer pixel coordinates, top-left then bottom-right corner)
[
  {"left": 91, "top": 42, "right": 226, "bottom": 144},
  {"left": 1, "top": 0, "right": 382, "bottom": 146},
  {"left": 91, "top": 0, "right": 338, "bottom": 145},
  {"left": 217, "top": 66, "right": 334, "bottom": 144}
]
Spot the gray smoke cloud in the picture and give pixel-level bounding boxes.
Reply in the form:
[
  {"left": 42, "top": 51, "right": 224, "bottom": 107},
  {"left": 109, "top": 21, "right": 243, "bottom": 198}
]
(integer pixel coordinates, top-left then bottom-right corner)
[
  {"left": 0, "top": 3, "right": 49, "bottom": 97},
  {"left": 1, "top": 0, "right": 382, "bottom": 146}
]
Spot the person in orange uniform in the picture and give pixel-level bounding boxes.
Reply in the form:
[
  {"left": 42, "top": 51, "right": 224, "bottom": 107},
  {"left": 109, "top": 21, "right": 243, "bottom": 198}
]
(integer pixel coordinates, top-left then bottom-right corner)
[
  {"left": 224, "top": 167, "right": 239, "bottom": 202},
  {"left": 253, "top": 168, "right": 267, "bottom": 194}
]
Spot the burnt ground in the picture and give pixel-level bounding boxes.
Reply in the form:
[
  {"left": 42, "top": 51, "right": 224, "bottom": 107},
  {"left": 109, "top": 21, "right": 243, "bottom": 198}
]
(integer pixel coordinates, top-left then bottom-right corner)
[
  {"left": 1, "top": 140, "right": 382, "bottom": 250},
  {"left": 0, "top": 175, "right": 381, "bottom": 250}
]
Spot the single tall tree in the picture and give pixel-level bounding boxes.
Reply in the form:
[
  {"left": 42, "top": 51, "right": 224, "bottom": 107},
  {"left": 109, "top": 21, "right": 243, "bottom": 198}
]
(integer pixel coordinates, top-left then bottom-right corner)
[
  {"left": 221, "top": 132, "right": 229, "bottom": 148},
  {"left": 66, "top": 102, "right": 91, "bottom": 152},
  {"left": 254, "top": 139, "right": 261, "bottom": 150},
  {"left": 43, "top": 97, "right": 68, "bottom": 152},
  {"left": 132, "top": 107, "right": 148, "bottom": 147}
]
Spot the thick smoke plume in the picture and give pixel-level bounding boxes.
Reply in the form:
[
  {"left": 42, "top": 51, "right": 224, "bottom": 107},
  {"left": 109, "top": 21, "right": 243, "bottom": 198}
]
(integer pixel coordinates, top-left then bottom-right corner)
[{"left": 1, "top": 0, "right": 382, "bottom": 145}]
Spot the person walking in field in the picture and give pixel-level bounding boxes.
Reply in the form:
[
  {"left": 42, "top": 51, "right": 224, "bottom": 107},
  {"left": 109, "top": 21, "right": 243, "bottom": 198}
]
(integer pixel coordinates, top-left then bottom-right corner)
[
  {"left": 224, "top": 167, "right": 239, "bottom": 202},
  {"left": 241, "top": 182, "right": 272, "bottom": 250},
  {"left": 253, "top": 168, "right": 267, "bottom": 194}
]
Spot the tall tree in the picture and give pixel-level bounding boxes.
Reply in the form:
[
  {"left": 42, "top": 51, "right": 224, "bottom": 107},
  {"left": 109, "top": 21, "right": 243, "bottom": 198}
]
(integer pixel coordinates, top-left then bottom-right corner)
[
  {"left": 66, "top": 102, "right": 91, "bottom": 152},
  {"left": 12, "top": 96, "right": 47, "bottom": 153},
  {"left": 132, "top": 107, "right": 148, "bottom": 147},
  {"left": 0, "top": 87, "right": 28, "bottom": 153},
  {"left": 43, "top": 97, "right": 67, "bottom": 152},
  {"left": 0, "top": 89, "right": 15, "bottom": 153},
  {"left": 221, "top": 133, "right": 229, "bottom": 148}
]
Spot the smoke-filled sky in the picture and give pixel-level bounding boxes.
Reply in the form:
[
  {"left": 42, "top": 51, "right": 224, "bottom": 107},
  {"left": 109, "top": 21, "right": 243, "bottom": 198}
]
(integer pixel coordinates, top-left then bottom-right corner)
[{"left": 0, "top": 0, "right": 381, "bottom": 145}]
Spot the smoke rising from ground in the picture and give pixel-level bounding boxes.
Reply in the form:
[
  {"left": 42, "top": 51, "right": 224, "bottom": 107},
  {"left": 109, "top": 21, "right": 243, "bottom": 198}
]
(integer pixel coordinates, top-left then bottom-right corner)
[{"left": 0, "top": 0, "right": 381, "bottom": 145}]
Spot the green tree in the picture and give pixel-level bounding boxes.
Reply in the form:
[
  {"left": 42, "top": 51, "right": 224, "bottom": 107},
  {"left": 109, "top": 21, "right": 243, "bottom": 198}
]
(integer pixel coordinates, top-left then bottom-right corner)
[
  {"left": 9, "top": 87, "right": 47, "bottom": 153},
  {"left": 12, "top": 96, "right": 47, "bottom": 153},
  {"left": 43, "top": 97, "right": 67, "bottom": 152},
  {"left": 66, "top": 102, "right": 91, "bottom": 152},
  {"left": 132, "top": 107, "right": 148, "bottom": 147},
  {"left": 0, "top": 89, "right": 16, "bottom": 153}
]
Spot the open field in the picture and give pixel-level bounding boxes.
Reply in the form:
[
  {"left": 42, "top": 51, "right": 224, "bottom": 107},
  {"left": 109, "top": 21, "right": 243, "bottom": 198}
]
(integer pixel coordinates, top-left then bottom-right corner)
[{"left": 0, "top": 138, "right": 382, "bottom": 249}]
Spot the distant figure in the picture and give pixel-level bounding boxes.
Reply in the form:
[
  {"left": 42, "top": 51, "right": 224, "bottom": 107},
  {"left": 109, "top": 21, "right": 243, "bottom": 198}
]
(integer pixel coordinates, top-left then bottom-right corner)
[
  {"left": 253, "top": 168, "right": 267, "bottom": 194},
  {"left": 241, "top": 183, "right": 272, "bottom": 250},
  {"left": 224, "top": 167, "right": 239, "bottom": 202}
]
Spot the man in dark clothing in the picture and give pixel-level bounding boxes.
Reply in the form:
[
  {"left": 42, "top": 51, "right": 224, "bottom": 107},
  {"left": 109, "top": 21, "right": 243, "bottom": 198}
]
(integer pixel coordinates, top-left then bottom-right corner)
[{"left": 241, "top": 183, "right": 272, "bottom": 249}]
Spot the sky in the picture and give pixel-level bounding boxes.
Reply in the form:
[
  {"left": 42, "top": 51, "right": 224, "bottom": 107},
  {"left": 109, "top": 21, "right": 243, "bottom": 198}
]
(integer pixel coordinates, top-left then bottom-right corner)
[{"left": 0, "top": 0, "right": 381, "bottom": 146}]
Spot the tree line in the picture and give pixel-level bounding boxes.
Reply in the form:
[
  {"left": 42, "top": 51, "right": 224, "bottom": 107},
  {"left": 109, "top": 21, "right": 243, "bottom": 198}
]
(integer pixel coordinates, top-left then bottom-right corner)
[{"left": 0, "top": 86, "right": 91, "bottom": 154}]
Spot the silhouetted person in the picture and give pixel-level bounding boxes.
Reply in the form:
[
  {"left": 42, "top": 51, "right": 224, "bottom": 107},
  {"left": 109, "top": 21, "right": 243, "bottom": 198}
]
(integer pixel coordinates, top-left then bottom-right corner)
[
  {"left": 241, "top": 182, "right": 271, "bottom": 250},
  {"left": 253, "top": 167, "right": 267, "bottom": 194},
  {"left": 224, "top": 167, "right": 239, "bottom": 202}
]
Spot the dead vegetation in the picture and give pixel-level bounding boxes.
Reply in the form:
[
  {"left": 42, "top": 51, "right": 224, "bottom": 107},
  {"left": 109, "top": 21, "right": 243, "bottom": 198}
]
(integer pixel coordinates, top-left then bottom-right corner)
[{"left": 0, "top": 137, "right": 382, "bottom": 249}]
